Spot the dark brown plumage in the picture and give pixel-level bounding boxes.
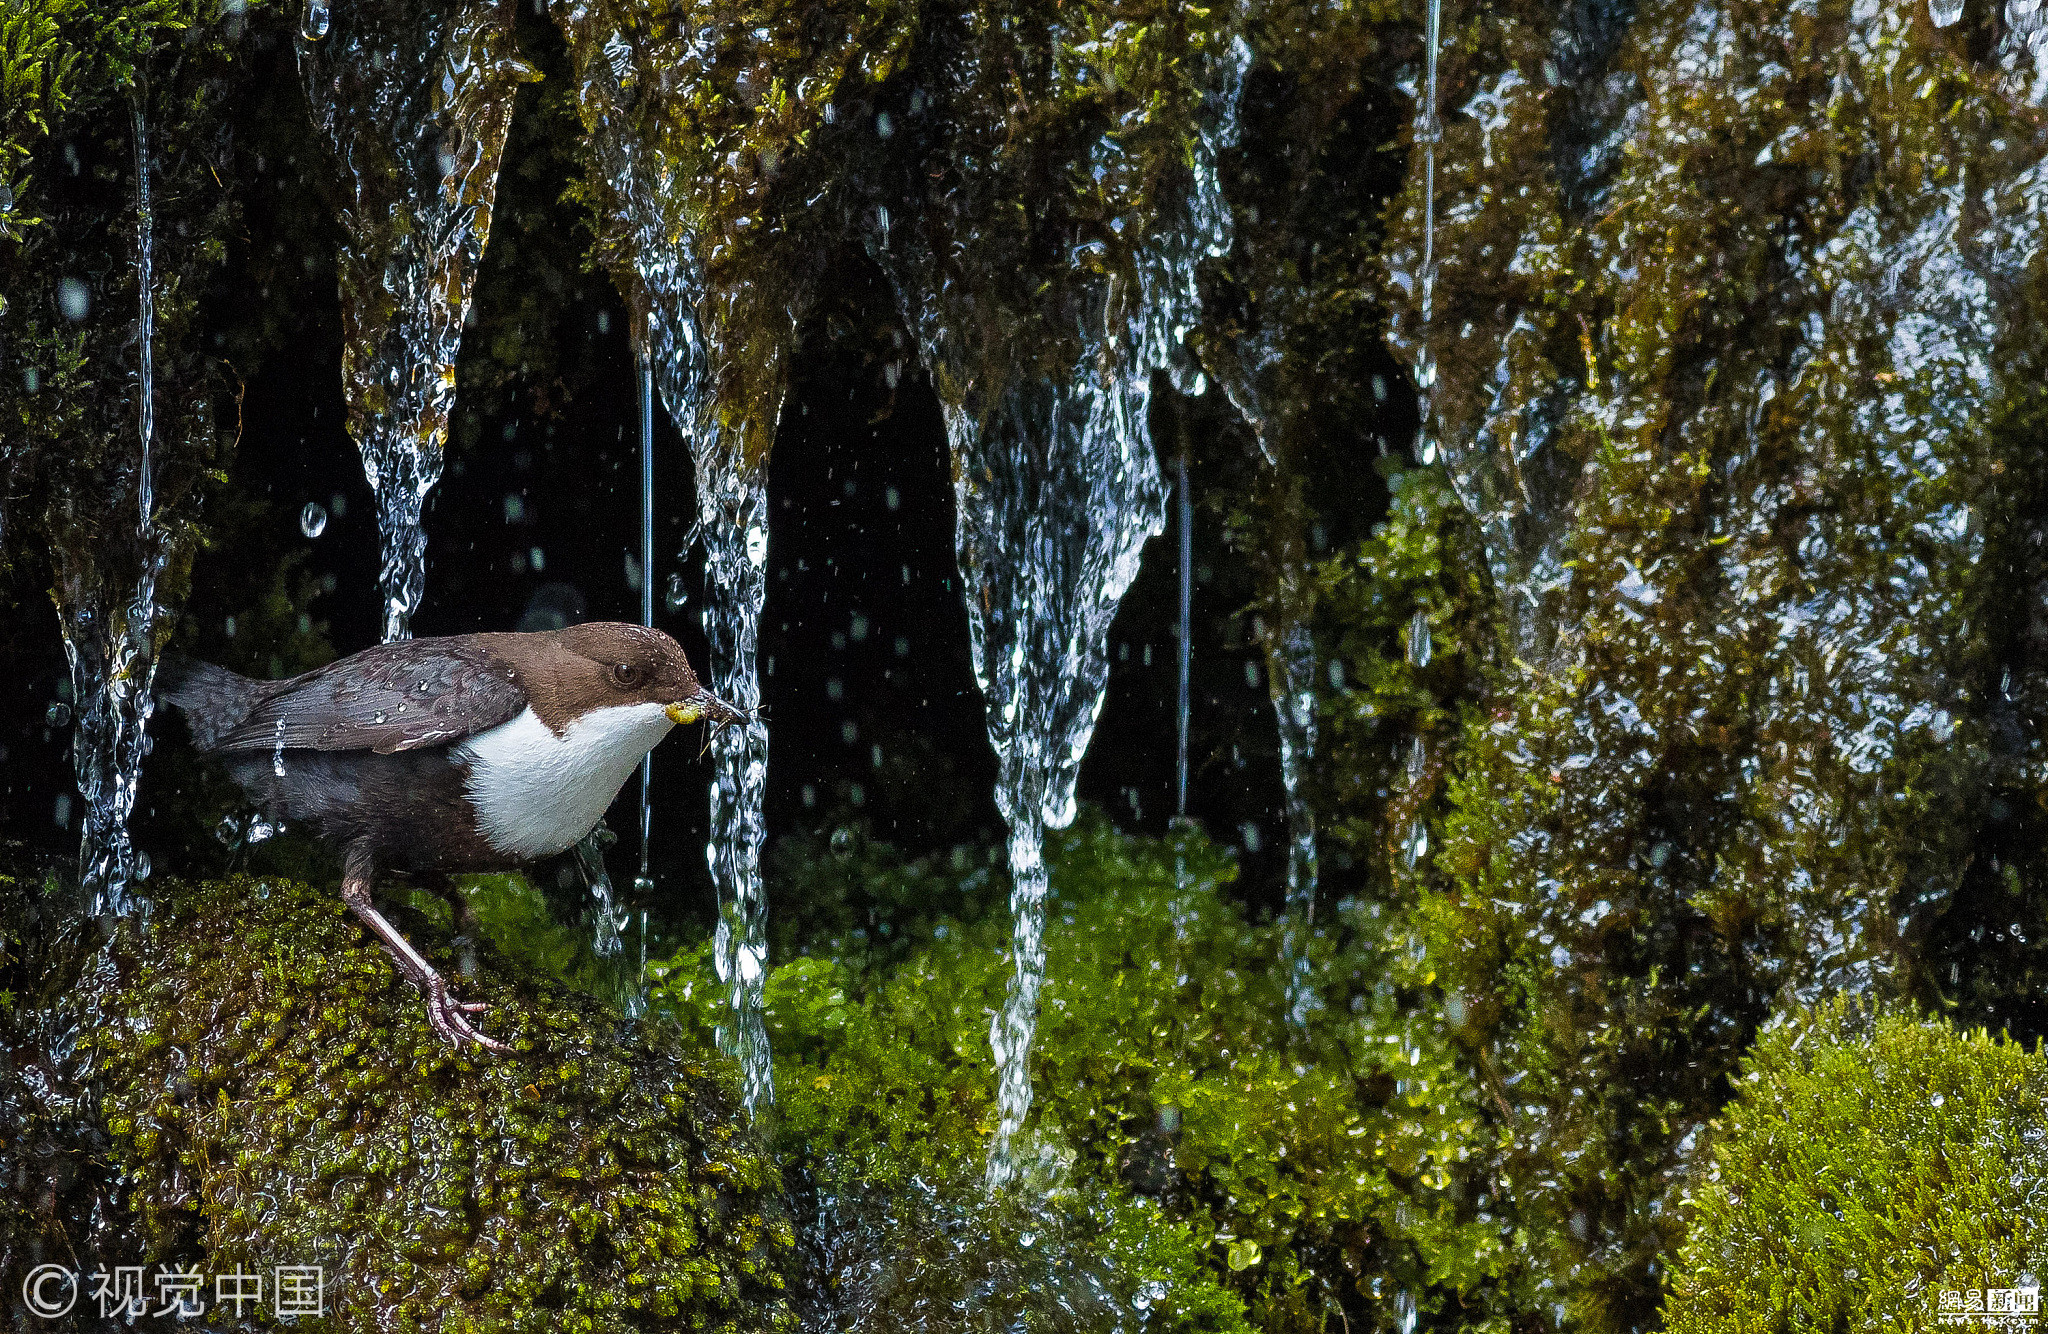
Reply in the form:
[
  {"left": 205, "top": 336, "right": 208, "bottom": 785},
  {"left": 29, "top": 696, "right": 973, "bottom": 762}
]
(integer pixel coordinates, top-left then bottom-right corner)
[{"left": 163, "top": 623, "right": 743, "bottom": 1052}]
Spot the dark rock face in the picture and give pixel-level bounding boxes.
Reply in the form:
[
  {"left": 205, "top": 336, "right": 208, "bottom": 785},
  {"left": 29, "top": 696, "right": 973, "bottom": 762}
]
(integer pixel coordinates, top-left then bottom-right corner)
[{"left": 83, "top": 875, "right": 793, "bottom": 1333}]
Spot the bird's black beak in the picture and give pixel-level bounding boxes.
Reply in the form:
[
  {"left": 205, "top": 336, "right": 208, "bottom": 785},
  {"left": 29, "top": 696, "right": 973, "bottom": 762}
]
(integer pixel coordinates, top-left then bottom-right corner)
[{"left": 665, "top": 687, "right": 746, "bottom": 728}]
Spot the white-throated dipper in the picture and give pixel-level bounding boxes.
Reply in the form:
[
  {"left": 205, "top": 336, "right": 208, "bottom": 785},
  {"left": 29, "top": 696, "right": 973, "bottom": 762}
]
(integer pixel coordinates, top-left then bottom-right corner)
[{"left": 160, "top": 622, "right": 743, "bottom": 1052}]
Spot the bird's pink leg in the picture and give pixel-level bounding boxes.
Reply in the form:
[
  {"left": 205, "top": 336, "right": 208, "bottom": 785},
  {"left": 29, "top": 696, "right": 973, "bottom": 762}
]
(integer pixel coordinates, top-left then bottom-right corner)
[{"left": 339, "top": 840, "right": 510, "bottom": 1054}]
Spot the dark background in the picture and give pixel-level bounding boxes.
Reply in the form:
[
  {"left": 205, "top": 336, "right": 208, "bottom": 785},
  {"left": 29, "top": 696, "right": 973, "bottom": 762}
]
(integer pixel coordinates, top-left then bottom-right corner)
[{"left": 0, "top": 11, "right": 1411, "bottom": 943}]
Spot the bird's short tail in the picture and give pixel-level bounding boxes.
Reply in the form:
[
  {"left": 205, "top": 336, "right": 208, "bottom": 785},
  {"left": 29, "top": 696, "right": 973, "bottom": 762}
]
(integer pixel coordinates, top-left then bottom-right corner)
[{"left": 156, "top": 656, "right": 265, "bottom": 752}]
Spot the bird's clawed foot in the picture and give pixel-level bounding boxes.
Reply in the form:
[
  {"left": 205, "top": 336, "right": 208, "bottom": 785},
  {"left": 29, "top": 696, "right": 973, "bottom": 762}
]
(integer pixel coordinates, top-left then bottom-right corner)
[
  {"left": 342, "top": 842, "right": 515, "bottom": 1057},
  {"left": 421, "top": 975, "right": 512, "bottom": 1053}
]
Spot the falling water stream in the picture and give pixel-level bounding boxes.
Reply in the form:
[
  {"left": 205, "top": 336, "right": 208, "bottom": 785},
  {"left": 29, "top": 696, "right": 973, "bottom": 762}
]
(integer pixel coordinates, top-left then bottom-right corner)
[
  {"left": 297, "top": 0, "right": 532, "bottom": 643},
  {"left": 875, "top": 35, "right": 1250, "bottom": 1187},
  {"left": 636, "top": 346, "right": 657, "bottom": 896},
  {"left": 557, "top": 6, "right": 782, "bottom": 1111},
  {"left": 61, "top": 100, "right": 170, "bottom": 919},
  {"left": 1274, "top": 613, "right": 1321, "bottom": 1022}
]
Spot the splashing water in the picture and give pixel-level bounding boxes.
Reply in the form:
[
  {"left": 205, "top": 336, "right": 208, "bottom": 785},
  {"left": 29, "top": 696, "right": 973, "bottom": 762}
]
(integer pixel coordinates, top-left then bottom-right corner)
[
  {"left": 873, "top": 33, "right": 1250, "bottom": 1187},
  {"left": 58, "top": 99, "right": 170, "bottom": 918},
  {"left": 298, "top": 0, "right": 533, "bottom": 641},
  {"left": 572, "top": 830, "right": 629, "bottom": 959}
]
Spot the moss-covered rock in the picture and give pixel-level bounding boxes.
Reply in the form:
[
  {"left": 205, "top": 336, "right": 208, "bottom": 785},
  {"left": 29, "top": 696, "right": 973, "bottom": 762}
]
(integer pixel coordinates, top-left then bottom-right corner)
[
  {"left": 93, "top": 875, "right": 794, "bottom": 1333},
  {"left": 1666, "top": 1001, "right": 2048, "bottom": 1333}
]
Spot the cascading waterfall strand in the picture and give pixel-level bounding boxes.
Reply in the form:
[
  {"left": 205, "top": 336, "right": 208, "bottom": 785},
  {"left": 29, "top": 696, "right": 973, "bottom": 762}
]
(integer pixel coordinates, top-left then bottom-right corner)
[
  {"left": 636, "top": 345, "right": 657, "bottom": 896},
  {"left": 555, "top": 3, "right": 798, "bottom": 1114},
  {"left": 946, "top": 379, "right": 1165, "bottom": 1190},
  {"left": 297, "top": 0, "right": 533, "bottom": 643},
  {"left": 698, "top": 450, "right": 774, "bottom": 1114},
  {"left": 1395, "top": 0, "right": 1444, "bottom": 885},
  {"left": 66, "top": 97, "right": 172, "bottom": 918},
  {"left": 1274, "top": 614, "right": 1320, "bottom": 1023},
  {"left": 874, "top": 32, "right": 1251, "bottom": 1189}
]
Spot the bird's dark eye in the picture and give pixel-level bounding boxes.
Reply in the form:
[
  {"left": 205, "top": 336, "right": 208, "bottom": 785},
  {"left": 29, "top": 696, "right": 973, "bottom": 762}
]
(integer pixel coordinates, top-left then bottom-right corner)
[{"left": 612, "top": 662, "right": 642, "bottom": 688}]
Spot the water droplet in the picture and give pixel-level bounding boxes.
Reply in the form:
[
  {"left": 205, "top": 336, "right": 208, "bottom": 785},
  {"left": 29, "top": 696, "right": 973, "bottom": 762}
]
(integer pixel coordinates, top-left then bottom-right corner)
[
  {"left": 300, "top": 0, "right": 330, "bottom": 40},
  {"left": 1406, "top": 609, "right": 1432, "bottom": 667},
  {"left": 850, "top": 613, "right": 869, "bottom": 642},
  {"left": 876, "top": 111, "right": 894, "bottom": 138},
  {"left": 885, "top": 485, "right": 901, "bottom": 511},
  {"left": 45, "top": 702, "right": 72, "bottom": 727},
  {"left": 1403, "top": 818, "right": 1429, "bottom": 870},
  {"left": 247, "top": 819, "right": 277, "bottom": 844},
  {"left": 134, "top": 852, "right": 151, "bottom": 880},
  {"left": 664, "top": 572, "right": 688, "bottom": 611},
  {"left": 299, "top": 501, "right": 329, "bottom": 538},
  {"left": 1929, "top": 0, "right": 1964, "bottom": 23},
  {"left": 57, "top": 277, "right": 89, "bottom": 321},
  {"left": 53, "top": 793, "right": 71, "bottom": 828},
  {"left": 745, "top": 526, "right": 768, "bottom": 565}
]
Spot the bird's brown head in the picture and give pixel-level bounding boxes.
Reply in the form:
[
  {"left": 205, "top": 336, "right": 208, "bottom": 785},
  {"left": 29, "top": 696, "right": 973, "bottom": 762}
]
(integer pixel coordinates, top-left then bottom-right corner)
[{"left": 528, "top": 622, "right": 745, "bottom": 732}]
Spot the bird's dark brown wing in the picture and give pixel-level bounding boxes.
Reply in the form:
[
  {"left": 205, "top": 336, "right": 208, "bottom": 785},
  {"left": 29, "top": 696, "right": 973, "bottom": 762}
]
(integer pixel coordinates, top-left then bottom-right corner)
[{"left": 205, "top": 639, "right": 528, "bottom": 755}]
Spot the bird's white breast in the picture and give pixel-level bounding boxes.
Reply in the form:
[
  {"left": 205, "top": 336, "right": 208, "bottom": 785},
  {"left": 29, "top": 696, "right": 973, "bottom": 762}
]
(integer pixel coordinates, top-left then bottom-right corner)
[{"left": 455, "top": 703, "right": 673, "bottom": 861}]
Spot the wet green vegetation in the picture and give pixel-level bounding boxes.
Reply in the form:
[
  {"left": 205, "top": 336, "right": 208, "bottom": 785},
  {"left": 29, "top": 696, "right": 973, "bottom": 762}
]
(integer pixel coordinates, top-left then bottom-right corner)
[
  {"left": 5, "top": 0, "right": 2048, "bottom": 1330},
  {"left": 98, "top": 875, "right": 795, "bottom": 1333},
  {"left": 1667, "top": 1002, "right": 2048, "bottom": 1333}
]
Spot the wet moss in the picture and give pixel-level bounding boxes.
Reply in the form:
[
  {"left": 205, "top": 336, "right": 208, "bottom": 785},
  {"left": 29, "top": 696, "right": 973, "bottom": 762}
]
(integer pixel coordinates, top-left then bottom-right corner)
[
  {"left": 1666, "top": 1001, "right": 2048, "bottom": 1333},
  {"left": 654, "top": 815, "right": 1521, "bottom": 1332},
  {"left": 94, "top": 874, "right": 795, "bottom": 1333},
  {"left": 1372, "top": 0, "right": 2048, "bottom": 1326},
  {"left": 555, "top": 0, "right": 916, "bottom": 471}
]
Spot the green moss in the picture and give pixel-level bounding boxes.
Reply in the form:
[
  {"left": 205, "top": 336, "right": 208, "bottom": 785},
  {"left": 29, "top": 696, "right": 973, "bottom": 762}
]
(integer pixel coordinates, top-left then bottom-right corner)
[
  {"left": 94, "top": 875, "right": 794, "bottom": 1333},
  {"left": 652, "top": 814, "right": 1521, "bottom": 1331},
  {"left": 1363, "top": 0, "right": 2048, "bottom": 1324},
  {"left": 1666, "top": 1002, "right": 2048, "bottom": 1333}
]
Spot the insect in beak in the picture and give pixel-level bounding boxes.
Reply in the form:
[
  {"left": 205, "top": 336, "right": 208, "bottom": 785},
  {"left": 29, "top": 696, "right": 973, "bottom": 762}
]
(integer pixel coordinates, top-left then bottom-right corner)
[{"left": 668, "top": 688, "right": 748, "bottom": 754}]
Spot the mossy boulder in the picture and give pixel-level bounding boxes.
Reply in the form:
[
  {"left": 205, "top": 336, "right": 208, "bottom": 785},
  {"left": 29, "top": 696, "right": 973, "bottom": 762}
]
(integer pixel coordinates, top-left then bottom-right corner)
[
  {"left": 93, "top": 875, "right": 794, "bottom": 1333},
  {"left": 1666, "top": 1001, "right": 2048, "bottom": 1333}
]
